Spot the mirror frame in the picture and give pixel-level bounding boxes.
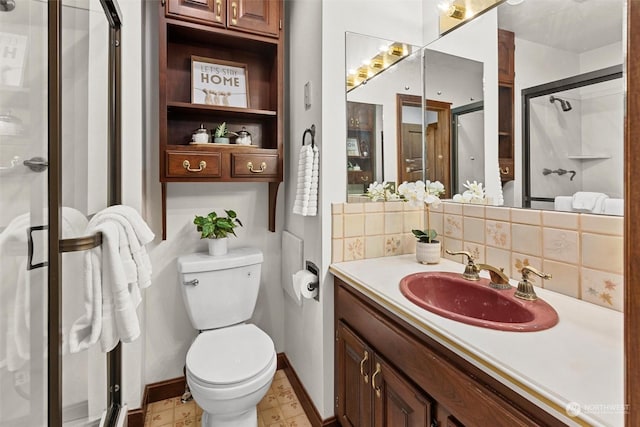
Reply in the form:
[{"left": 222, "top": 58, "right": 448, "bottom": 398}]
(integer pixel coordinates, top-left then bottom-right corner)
[{"left": 626, "top": 2, "right": 639, "bottom": 425}]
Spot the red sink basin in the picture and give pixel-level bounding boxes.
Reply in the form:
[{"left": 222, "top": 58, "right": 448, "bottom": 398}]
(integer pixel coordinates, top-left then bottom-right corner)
[{"left": 399, "top": 272, "right": 559, "bottom": 332}]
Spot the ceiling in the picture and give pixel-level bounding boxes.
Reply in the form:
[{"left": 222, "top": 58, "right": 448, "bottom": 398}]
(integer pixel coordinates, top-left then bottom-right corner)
[{"left": 497, "top": 0, "right": 624, "bottom": 53}]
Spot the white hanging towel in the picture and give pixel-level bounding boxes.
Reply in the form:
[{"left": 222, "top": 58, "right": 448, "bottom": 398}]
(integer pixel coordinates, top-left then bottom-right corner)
[
  {"left": 293, "top": 144, "right": 319, "bottom": 216},
  {"left": 69, "top": 205, "right": 154, "bottom": 353}
]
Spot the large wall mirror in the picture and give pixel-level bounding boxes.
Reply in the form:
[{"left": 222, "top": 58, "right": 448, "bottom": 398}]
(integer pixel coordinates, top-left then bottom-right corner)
[{"left": 344, "top": 0, "right": 625, "bottom": 218}]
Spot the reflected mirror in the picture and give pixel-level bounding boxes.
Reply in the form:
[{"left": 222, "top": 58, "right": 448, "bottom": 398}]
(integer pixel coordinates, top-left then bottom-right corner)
[
  {"left": 422, "top": 0, "right": 625, "bottom": 214},
  {"left": 345, "top": 32, "right": 421, "bottom": 197}
]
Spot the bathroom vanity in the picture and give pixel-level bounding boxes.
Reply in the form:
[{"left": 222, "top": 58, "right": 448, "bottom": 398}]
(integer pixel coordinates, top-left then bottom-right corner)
[{"left": 330, "top": 256, "right": 623, "bottom": 427}]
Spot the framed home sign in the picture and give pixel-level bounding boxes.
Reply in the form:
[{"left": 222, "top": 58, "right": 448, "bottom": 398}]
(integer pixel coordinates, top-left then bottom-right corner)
[
  {"left": 191, "top": 56, "right": 249, "bottom": 108},
  {"left": 346, "top": 137, "right": 361, "bottom": 156}
]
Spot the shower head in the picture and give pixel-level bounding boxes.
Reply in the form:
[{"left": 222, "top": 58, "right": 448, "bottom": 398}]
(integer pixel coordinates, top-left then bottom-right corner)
[
  {"left": 0, "top": 0, "right": 15, "bottom": 12},
  {"left": 549, "top": 95, "right": 572, "bottom": 112}
]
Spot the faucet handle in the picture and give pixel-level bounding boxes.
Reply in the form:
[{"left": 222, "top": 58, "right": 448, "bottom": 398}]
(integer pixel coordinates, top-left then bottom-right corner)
[
  {"left": 445, "top": 249, "right": 475, "bottom": 264},
  {"left": 521, "top": 265, "right": 552, "bottom": 280},
  {"left": 515, "top": 266, "right": 552, "bottom": 301},
  {"left": 445, "top": 250, "right": 479, "bottom": 281}
]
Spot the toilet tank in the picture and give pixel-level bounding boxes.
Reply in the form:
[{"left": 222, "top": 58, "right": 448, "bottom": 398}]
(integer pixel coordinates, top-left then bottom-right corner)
[{"left": 177, "top": 247, "right": 263, "bottom": 330}]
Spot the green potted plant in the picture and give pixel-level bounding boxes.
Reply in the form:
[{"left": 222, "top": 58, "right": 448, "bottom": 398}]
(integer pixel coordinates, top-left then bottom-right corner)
[
  {"left": 213, "top": 122, "right": 238, "bottom": 144},
  {"left": 193, "top": 209, "right": 243, "bottom": 256},
  {"left": 412, "top": 228, "right": 441, "bottom": 264}
]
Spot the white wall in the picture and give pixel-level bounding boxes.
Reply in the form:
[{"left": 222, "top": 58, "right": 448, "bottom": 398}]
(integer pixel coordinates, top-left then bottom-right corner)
[{"left": 141, "top": 0, "right": 285, "bottom": 391}]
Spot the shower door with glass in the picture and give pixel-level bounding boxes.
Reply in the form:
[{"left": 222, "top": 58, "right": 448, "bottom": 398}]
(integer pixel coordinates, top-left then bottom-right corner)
[{"left": 0, "top": 1, "right": 121, "bottom": 426}]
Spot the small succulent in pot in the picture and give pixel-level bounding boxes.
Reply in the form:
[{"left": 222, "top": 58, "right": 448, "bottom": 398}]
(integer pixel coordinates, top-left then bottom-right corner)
[
  {"left": 412, "top": 229, "right": 438, "bottom": 244},
  {"left": 213, "top": 122, "right": 238, "bottom": 143},
  {"left": 193, "top": 209, "right": 243, "bottom": 239}
]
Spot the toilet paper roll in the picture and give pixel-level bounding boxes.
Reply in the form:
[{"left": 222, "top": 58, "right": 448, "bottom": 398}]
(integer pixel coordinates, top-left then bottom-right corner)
[{"left": 293, "top": 270, "right": 318, "bottom": 300}]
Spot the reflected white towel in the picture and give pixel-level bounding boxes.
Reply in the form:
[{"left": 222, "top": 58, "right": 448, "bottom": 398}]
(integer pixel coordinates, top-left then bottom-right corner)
[
  {"left": 603, "top": 198, "right": 624, "bottom": 216},
  {"left": 554, "top": 196, "right": 573, "bottom": 212},
  {"left": 293, "top": 144, "right": 319, "bottom": 216},
  {"left": 572, "top": 192, "right": 609, "bottom": 213},
  {"left": 0, "top": 208, "right": 87, "bottom": 371}
]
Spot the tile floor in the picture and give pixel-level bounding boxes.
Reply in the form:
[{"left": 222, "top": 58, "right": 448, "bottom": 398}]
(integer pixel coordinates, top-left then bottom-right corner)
[{"left": 144, "top": 370, "right": 311, "bottom": 427}]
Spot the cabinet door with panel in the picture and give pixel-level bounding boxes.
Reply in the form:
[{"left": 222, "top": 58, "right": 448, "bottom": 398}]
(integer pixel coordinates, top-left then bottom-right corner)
[
  {"left": 372, "top": 355, "right": 433, "bottom": 427},
  {"left": 166, "top": 0, "right": 225, "bottom": 26},
  {"left": 336, "top": 322, "right": 373, "bottom": 427},
  {"left": 228, "top": 0, "right": 280, "bottom": 37}
]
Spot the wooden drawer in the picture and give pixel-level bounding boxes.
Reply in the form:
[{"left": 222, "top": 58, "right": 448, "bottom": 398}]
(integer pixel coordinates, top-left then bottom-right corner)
[
  {"left": 166, "top": 151, "right": 221, "bottom": 178},
  {"left": 231, "top": 153, "right": 278, "bottom": 178},
  {"left": 348, "top": 170, "right": 372, "bottom": 185}
]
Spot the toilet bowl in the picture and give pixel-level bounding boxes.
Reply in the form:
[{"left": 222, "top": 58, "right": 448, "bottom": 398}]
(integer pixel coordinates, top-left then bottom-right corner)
[
  {"left": 177, "top": 248, "right": 275, "bottom": 427},
  {"left": 186, "top": 324, "right": 276, "bottom": 427}
]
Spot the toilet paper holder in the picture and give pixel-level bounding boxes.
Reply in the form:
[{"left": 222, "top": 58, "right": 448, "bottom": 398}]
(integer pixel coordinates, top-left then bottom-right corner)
[{"left": 305, "top": 260, "right": 320, "bottom": 301}]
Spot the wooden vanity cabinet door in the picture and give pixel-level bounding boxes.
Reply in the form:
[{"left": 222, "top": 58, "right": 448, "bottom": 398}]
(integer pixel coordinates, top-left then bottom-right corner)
[
  {"left": 166, "top": 0, "right": 225, "bottom": 27},
  {"left": 228, "top": 0, "right": 280, "bottom": 37},
  {"left": 336, "top": 322, "right": 373, "bottom": 427},
  {"left": 372, "top": 354, "right": 432, "bottom": 427}
]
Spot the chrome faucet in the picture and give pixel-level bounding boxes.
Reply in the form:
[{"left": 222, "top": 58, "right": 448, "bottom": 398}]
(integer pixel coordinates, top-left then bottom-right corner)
[
  {"left": 445, "top": 250, "right": 479, "bottom": 280},
  {"left": 476, "top": 264, "right": 511, "bottom": 290},
  {"left": 515, "top": 265, "right": 552, "bottom": 301}
]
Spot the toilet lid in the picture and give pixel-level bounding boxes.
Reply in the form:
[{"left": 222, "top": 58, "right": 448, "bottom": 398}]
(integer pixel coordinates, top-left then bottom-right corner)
[{"left": 187, "top": 324, "right": 275, "bottom": 385}]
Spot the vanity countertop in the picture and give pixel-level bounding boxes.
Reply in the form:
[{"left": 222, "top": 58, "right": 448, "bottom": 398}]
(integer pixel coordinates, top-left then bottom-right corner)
[{"left": 330, "top": 255, "right": 624, "bottom": 427}]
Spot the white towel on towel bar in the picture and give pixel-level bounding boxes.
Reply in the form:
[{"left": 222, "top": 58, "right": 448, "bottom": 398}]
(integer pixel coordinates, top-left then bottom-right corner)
[
  {"left": 293, "top": 144, "right": 319, "bottom": 216},
  {"left": 69, "top": 205, "right": 154, "bottom": 353}
]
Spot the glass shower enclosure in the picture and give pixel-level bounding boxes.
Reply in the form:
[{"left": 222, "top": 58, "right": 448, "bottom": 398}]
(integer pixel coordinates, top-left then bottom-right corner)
[{"left": 0, "top": 0, "right": 122, "bottom": 425}]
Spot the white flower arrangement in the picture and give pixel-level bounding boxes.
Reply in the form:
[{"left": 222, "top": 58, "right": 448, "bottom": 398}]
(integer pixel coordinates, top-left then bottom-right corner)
[
  {"left": 452, "top": 180, "right": 486, "bottom": 203},
  {"left": 366, "top": 181, "right": 399, "bottom": 202},
  {"left": 397, "top": 180, "right": 445, "bottom": 207}
]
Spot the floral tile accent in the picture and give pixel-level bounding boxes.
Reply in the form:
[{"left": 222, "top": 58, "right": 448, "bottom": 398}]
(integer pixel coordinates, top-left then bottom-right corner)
[
  {"left": 280, "top": 399, "right": 305, "bottom": 419},
  {"left": 174, "top": 401, "right": 195, "bottom": 420},
  {"left": 261, "top": 407, "right": 286, "bottom": 425},
  {"left": 543, "top": 228, "right": 579, "bottom": 264},
  {"left": 286, "top": 415, "right": 313, "bottom": 427},
  {"left": 147, "top": 408, "right": 174, "bottom": 427},
  {"left": 443, "top": 214, "right": 463, "bottom": 239},
  {"left": 581, "top": 268, "right": 623, "bottom": 311},
  {"left": 463, "top": 242, "right": 485, "bottom": 264},
  {"left": 385, "top": 235, "right": 403, "bottom": 256},
  {"left": 485, "top": 220, "right": 510, "bottom": 249},
  {"left": 511, "top": 253, "right": 542, "bottom": 283},
  {"left": 343, "top": 238, "right": 364, "bottom": 261}
]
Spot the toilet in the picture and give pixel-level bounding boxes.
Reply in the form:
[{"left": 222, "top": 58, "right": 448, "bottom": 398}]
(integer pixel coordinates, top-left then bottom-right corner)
[{"left": 177, "top": 247, "right": 276, "bottom": 427}]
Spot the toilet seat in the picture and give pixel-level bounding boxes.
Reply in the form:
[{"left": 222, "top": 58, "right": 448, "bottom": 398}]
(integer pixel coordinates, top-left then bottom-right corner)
[{"left": 186, "top": 324, "right": 276, "bottom": 400}]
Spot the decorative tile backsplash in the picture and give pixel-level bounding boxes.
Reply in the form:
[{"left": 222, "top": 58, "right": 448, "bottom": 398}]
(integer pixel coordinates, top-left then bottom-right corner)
[{"left": 331, "top": 201, "right": 624, "bottom": 312}]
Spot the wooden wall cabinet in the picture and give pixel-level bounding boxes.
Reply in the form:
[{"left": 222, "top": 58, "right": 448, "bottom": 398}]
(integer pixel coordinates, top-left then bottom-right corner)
[
  {"left": 335, "top": 278, "right": 562, "bottom": 427},
  {"left": 166, "top": 0, "right": 280, "bottom": 37},
  {"left": 347, "top": 102, "right": 376, "bottom": 192},
  {"left": 158, "top": 0, "right": 283, "bottom": 238},
  {"left": 498, "top": 29, "right": 515, "bottom": 183}
]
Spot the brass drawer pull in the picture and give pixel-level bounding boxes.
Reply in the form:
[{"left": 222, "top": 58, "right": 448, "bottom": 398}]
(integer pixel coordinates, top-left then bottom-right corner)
[
  {"left": 215, "top": 0, "right": 222, "bottom": 21},
  {"left": 360, "top": 175, "right": 369, "bottom": 182},
  {"left": 499, "top": 166, "right": 510, "bottom": 175},
  {"left": 231, "top": 1, "right": 238, "bottom": 24},
  {"left": 371, "top": 362, "right": 381, "bottom": 398},
  {"left": 247, "top": 161, "right": 267, "bottom": 173},
  {"left": 183, "top": 160, "right": 206, "bottom": 172},
  {"left": 360, "top": 350, "right": 369, "bottom": 384}
]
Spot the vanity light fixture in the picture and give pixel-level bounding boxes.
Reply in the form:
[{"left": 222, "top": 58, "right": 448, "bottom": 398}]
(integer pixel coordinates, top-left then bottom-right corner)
[
  {"left": 346, "top": 42, "right": 411, "bottom": 92},
  {"left": 447, "top": 3, "right": 466, "bottom": 19}
]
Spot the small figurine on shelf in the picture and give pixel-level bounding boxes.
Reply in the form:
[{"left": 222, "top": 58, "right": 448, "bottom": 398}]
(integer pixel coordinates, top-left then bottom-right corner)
[
  {"left": 202, "top": 89, "right": 216, "bottom": 105},
  {"left": 213, "top": 122, "right": 238, "bottom": 144},
  {"left": 359, "top": 140, "right": 370, "bottom": 157}
]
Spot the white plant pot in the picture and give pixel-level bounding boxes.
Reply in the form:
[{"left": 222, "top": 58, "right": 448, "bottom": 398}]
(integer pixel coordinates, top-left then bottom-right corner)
[
  {"left": 208, "top": 237, "right": 228, "bottom": 256},
  {"left": 416, "top": 241, "right": 441, "bottom": 264}
]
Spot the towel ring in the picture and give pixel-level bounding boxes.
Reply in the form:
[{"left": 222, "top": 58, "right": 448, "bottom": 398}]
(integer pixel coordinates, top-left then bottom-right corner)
[{"left": 302, "top": 124, "right": 316, "bottom": 148}]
